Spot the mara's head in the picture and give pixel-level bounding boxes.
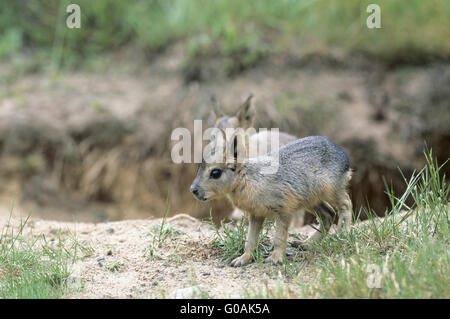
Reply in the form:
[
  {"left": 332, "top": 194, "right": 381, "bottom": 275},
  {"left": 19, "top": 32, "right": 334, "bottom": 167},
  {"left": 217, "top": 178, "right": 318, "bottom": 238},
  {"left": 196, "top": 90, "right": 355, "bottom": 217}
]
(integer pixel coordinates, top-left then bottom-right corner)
[
  {"left": 210, "top": 94, "right": 255, "bottom": 130},
  {"left": 190, "top": 129, "right": 248, "bottom": 202}
]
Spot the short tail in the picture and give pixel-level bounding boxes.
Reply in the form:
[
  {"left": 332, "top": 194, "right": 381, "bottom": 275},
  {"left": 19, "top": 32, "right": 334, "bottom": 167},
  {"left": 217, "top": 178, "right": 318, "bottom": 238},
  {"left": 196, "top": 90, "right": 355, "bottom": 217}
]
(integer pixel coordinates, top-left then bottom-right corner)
[{"left": 345, "top": 169, "right": 353, "bottom": 184}]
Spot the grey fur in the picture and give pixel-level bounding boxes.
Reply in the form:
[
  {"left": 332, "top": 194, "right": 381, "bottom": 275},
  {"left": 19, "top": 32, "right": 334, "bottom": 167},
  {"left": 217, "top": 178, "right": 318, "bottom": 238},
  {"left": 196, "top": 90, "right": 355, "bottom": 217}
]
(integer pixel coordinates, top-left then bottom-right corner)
[
  {"left": 190, "top": 134, "right": 352, "bottom": 266},
  {"left": 209, "top": 94, "right": 302, "bottom": 224}
]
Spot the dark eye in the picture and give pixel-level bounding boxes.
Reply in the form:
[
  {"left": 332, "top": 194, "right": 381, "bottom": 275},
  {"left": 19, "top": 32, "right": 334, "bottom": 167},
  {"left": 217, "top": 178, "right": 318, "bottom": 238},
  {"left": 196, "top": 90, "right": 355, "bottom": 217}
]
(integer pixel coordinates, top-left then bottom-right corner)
[{"left": 209, "top": 169, "right": 222, "bottom": 179}]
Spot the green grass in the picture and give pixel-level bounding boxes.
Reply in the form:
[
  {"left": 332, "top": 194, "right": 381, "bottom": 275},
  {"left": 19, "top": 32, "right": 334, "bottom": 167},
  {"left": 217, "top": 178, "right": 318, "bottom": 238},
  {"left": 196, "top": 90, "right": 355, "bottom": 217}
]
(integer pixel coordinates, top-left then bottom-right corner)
[
  {"left": 0, "top": 217, "right": 90, "bottom": 298},
  {"left": 215, "top": 150, "right": 449, "bottom": 298},
  {"left": 151, "top": 222, "right": 179, "bottom": 248},
  {"left": 147, "top": 191, "right": 179, "bottom": 260},
  {"left": 211, "top": 212, "right": 274, "bottom": 264},
  {"left": 302, "top": 151, "right": 448, "bottom": 298},
  {"left": 1, "top": 0, "right": 449, "bottom": 70}
]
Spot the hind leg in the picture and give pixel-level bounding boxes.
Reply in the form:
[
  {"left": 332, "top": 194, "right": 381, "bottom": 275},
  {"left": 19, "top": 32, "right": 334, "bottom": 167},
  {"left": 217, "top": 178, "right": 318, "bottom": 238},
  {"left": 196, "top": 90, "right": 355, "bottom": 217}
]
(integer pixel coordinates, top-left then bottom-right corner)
[
  {"left": 307, "top": 203, "right": 334, "bottom": 242},
  {"left": 336, "top": 193, "right": 352, "bottom": 232},
  {"left": 290, "top": 209, "right": 305, "bottom": 228},
  {"left": 230, "top": 208, "right": 245, "bottom": 221}
]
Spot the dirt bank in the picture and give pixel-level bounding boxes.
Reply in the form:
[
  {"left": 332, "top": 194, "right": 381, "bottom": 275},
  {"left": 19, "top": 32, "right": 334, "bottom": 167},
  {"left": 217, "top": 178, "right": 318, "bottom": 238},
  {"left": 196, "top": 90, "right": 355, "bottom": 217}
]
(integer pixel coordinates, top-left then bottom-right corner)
[{"left": 1, "top": 44, "right": 449, "bottom": 223}]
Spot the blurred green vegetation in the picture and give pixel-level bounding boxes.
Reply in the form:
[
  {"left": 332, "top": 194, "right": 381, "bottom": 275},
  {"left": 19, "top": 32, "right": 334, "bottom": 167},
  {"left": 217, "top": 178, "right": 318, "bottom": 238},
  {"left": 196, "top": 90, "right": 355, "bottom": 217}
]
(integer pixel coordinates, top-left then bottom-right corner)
[{"left": 1, "top": 0, "right": 449, "bottom": 69}]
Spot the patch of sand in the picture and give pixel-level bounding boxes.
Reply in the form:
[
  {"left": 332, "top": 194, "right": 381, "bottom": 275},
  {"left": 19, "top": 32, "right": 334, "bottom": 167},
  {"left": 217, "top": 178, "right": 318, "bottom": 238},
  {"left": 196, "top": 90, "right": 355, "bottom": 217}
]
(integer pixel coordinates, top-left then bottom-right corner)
[{"left": 0, "top": 212, "right": 318, "bottom": 298}]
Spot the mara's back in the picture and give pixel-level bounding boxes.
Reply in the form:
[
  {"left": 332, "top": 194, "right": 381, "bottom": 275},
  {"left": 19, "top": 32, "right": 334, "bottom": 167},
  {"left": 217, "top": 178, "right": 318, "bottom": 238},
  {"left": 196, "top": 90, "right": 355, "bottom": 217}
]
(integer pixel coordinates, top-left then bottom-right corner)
[
  {"left": 280, "top": 136, "right": 349, "bottom": 173},
  {"left": 264, "top": 136, "right": 350, "bottom": 192}
]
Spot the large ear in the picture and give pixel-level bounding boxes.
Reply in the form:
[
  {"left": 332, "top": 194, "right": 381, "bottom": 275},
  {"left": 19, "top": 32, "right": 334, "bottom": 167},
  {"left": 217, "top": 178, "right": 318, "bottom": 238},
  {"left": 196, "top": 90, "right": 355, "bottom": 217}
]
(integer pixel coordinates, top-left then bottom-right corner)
[
  {"left": 204, "top": 127, "right": 226, "bottom": 164},
  {"left": 210, "top": 94, "right": 225, "bottom": 118},
  {"left": 235, "top": 94, "right": 255, "bottom": 128},
  {"left": 226, "top": 128, "right": 248, "bottom": 170}
]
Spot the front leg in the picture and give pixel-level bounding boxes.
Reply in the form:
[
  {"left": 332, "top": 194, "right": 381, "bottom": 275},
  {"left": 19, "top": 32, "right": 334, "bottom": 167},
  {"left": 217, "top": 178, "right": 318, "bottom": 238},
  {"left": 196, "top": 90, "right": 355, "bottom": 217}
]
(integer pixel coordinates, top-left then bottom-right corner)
[
  {"left": 230, "top": 214, "right": 265, "bottom": 267},
  {"left": 265, "top": 213, "right": 292, "bottom": 265}
]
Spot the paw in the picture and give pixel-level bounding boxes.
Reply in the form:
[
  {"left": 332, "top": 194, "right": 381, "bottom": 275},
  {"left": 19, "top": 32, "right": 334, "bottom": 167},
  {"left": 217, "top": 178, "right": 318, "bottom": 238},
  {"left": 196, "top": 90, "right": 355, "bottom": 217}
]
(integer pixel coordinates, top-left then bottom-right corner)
[
  {"left": 230, "top": 254, "right": 252, "bottom": 267},
  {"left": 264, "top": 252, "right": 284, "bottom": 265}
]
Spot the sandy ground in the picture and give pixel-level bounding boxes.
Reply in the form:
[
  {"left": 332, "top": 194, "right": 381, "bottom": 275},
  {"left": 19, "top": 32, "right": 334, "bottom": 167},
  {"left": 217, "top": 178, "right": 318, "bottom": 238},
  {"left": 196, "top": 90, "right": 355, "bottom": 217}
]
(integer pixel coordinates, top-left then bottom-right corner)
[{"left": 0, "top": 210, "right": 318, "bottom": 299}]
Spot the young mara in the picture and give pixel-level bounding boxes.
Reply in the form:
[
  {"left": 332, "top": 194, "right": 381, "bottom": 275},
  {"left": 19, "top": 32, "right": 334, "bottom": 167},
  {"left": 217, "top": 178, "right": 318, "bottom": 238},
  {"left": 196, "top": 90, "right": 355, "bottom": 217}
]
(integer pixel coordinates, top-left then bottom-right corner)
[
  {"left": 209, "top": 95, "right": 305, "bottom": 226},
  {"left": 190, "top": 130, "right": 352, "bottom": 266}
]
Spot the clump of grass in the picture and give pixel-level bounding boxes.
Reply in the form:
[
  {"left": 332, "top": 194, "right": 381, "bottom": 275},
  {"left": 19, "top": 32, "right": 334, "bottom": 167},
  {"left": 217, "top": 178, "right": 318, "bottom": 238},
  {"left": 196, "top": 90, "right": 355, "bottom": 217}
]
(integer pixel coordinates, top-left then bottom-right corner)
[
  {"left": 211, "top": 211, "right": 274, "bottom": 264},
  {"left": 151, "top": 222, "right": 178, "bottom": 249},
  {"left": 148, "top": 191, "right": 179, "bottom": 260},
  {"left": 104, "top": 262, "right": 123, "bottom": 273},
  {"left": 151, "top": 191, "right": 173, "bottom": 249},
  {"left": 297, "top": 149, "right": 449, "bottom": 298},
  {"left": 166, "top": 244, "right": 184, "bottom": 265},
  {"left": 0, "top": 216, "right": 89, "bottom": 298}
]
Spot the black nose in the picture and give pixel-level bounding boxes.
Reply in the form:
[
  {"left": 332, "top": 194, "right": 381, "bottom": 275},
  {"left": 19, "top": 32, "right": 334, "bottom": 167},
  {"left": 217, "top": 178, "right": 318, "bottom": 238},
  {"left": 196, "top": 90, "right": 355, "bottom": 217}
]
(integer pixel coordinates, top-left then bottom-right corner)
[{"left": 190, "top": 185, "right": 199, "bottom": 196}]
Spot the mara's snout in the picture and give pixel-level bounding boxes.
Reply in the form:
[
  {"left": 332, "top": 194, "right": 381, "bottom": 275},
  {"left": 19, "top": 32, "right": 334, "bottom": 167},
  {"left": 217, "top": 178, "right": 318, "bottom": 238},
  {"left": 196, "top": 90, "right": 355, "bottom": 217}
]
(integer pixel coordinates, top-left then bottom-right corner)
[{"left": 190, "top": 183, "right": 207, "bottom": 201}]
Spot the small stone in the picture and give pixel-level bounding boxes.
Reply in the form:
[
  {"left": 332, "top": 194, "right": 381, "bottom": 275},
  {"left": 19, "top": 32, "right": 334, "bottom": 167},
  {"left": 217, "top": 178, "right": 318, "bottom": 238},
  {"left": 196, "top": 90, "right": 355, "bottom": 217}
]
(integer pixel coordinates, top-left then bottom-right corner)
[
  {"left": 97, "top": 257, "right": 105, "bottom": 268},
  {"left": 168, "top": 286, "right": 202, "bottom": 299},
  {"left": 106, "top": 228, "right": 114, "bottom": 234},
  {"left": 286, "top": 247, "right": 296, "bottom": 256}
]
